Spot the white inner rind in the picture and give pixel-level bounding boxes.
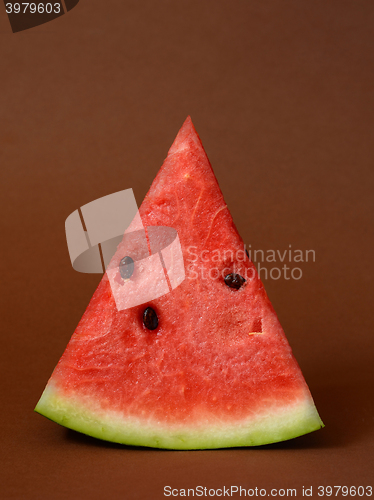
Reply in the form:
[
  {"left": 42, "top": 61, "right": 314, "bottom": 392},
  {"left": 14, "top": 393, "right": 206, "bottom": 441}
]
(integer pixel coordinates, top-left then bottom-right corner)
[{"left": 35, "top": 384, "right": 324, "bottom": 450}]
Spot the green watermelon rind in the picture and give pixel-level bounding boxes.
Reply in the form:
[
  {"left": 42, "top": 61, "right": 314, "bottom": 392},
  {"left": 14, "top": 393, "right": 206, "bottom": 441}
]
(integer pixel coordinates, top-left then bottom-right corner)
[{"left": 35, "top": 384, "right": 323, "bottom": 450}]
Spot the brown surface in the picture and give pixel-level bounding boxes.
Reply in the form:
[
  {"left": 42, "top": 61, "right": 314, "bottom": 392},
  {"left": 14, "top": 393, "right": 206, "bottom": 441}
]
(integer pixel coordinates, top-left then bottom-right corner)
[{"left": 1, "top": 1, "right": 373, "bottom": 499}]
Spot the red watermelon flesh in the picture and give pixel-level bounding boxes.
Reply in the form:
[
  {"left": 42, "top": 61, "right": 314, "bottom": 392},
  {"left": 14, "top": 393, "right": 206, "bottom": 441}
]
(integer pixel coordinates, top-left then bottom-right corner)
[{"left": 35, "top": 117, "right": 323, "bottom": 449}]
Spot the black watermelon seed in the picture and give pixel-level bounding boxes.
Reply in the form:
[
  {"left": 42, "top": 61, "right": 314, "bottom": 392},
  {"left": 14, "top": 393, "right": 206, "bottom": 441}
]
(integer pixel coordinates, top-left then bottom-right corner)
[
  {"left": 143, "top": 307, "right": 158, "bottom": 330},
  {"left": 119, "top": 256, "right": 134, "bottom": 280},
  {"left": 224, "top": 273, "right": 246, "bottom": 290},
  {"left": 245, "top": 249, "right": 249, "bottom": 258}
]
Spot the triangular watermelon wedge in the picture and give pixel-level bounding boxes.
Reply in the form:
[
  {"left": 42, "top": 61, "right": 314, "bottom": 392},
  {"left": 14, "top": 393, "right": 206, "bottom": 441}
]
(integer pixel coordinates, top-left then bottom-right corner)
[{"left": 35, "top": 117, "right": 323, "bottom": 449}]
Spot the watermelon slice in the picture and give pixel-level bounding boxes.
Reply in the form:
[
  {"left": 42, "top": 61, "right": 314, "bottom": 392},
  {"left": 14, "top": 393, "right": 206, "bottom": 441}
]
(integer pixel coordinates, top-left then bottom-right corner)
[{"left": 35, "top": 117, "right": 323, "bottom": 449}]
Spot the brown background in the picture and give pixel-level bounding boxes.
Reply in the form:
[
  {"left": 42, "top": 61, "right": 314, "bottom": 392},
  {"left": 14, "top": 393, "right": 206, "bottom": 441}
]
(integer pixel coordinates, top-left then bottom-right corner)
[{"left": 1, "top": 1, "right": 373, "bottom": 498}]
